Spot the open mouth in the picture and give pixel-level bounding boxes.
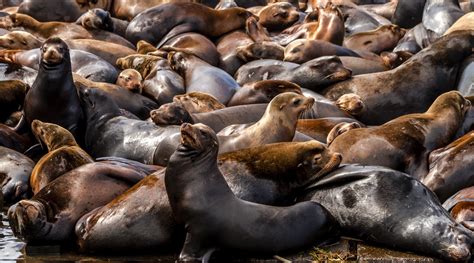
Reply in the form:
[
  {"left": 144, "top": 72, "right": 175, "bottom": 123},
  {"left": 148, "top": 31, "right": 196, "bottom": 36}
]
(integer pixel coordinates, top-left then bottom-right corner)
[{"left": 180, "top": 125, "right": 197, "bottom": 148}]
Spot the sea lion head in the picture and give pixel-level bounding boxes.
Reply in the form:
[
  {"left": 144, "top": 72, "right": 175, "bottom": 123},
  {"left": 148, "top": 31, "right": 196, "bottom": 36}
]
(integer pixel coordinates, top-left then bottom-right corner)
[
  {"left": 308, "top": 56, "right": 352, "bottom": 83},
  {"left": 179, "top": 123, "right": 218, "bottom": 154},
  {"left": 326, "top": 122, "right": 362, "bottom": 146},
  {"left": 79, "top": 8, "right": 113, "bottom": 32},
  {"left": 0, "top": 31, "right": 42, "bottom": 50},
  {"left": 116, "top": 69, "right": 143, "bottom": 93},
  {"left": 249, "top": 80, "right": 302, "bottom": 103},
  {"left": 31, "top": 120, "right": 77, "bottom": 152},
  {"left": 336, "top": 93, "right": 365, "bottom": 116},
  {"left": 150, "top": 102, "right": 193, "bottom": 125},
  {"left": 269, "top": 92, "right": 315, "bottom": 120},
  {"left": 40, "top": 37, "right": 70, "bottom": 70},
  {"left": 79, "top": 87, "right": 121, "bottom": 119},
  {"left": 168, "top": 52, "right": 192, "bottom": 75},
  {"left": 258, "top": 2, "right": 300, "bottom": 32},
  {"left": 7, "top": 199, "right": 53, "bottom": 242},
  {"left": 173, "top": 92, "right": 225, "bottom": 114},
  {"left": 297, "top": 141, "right": 342, "bottom": 181},
  {"left": 428, "top": 91, "right": 471, "bottom": 118}
]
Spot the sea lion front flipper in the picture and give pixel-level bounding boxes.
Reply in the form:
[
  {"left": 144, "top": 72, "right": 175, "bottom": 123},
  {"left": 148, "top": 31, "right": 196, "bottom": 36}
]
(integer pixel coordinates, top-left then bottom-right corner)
[{"left": 179, "top": 233, "right": 216, "bottom": 263}]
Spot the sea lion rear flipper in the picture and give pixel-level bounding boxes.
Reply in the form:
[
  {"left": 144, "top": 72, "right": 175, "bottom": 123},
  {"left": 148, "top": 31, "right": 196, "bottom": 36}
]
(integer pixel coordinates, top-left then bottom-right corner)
[
  {"left": 179, "top": 233, "right": 216, "bottom": 263},
  {"left": 156, "top": 24, "right": 194, "bottom": 49}
]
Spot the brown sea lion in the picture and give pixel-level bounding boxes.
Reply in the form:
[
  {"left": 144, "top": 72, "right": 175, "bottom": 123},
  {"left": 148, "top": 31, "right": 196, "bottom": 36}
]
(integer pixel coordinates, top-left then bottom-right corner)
[
  {"left": 17, "top": 0, "right": 110, "bottom": 22},
  {"left": 329, "top": 91, "right": 470, "bottom": 179},
  {"left": 217, "top": 92, "right": 314, "bottom": 154},
  {"left": 227, "top": 80, "right": 301, "bottom": 106},
  {"left": 284, "top": 39, "right": 360, "bottom": 64},
  {"left": 116, "top": 69, "right": 142, "bottom": 93},
  {"left": 0, "top": 30, "right": 41, "bottom": 49},
  {"left": 0, "top": 146, "right": 34, "bottom": 204},
  {"left": 339, "top": 56, "right": 388, "bottom": 75},
  {"left": 174, "top": 92, "right": 225, "bottom": 113},
  {"left": 235, "top": 41, "right": 284, "bottom": 63},
  {"left": 165, "top": 122, "right": 339, "bottom": 261},
  {"left": 335, "top": 93, "right": 365, "bottom": 116},
  {"left": 29, "top": 120, "right": 93, "bottom": 194},
  {"left": 421, "top": 130, "right": 474, "bottom": 202},
  {"left": 296, "top": 118, "right": 365, "bottom": 143},
  {"left": 65, "top": 38, "right": 135, "bottom": 66},
  {"left": 258, "top": 2, "right": 300, "bottom": 32},
  {"left": 0, "top": 123, "right": 32, "bottom": 153},
  {"left": 443, "top": 186, "right": 474, "bottom": 231},
  {"left": 0, "top": 79, "right": 28, "bottom": 123},
  {"left": 343, "top": 24, "right": 406, "bottom": 54},
  {"left": 322, "top": 31, "right": 474, "bottom": 125},
  {"left": 169, "top": 51, "right": 240, "bottom": 105},
  {"left": 125, "top": 3, "right": 253, "bottom": 46},
  {"left": 7, "top": 162, "right": 150, "bottom": 243}
]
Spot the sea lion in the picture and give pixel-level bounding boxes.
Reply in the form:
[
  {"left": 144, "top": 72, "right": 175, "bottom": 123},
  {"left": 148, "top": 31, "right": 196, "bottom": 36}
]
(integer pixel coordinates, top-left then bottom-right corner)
[
  {"left": 29, "top": 120, "right": 93, "bottom": 194},
  {"left": 217, "top": 92, "right": 314, "bottom": 154},
  {"left": 443, "top": 186, "right": 474, "bottom": 231},
  {"left": 160, "top": 33, "right": 220, "bottom": 67},
  {"left": 174, "top": 92, "right": 225, "bottom": 113},
  {"left": 116, "top": 55, "right": 185, "bottom": 105},
  {"left": 116, "top": 69, "right": 142, "bottom": 93},
  {"left": 125, "top": 3, "right": 253, "bottom": 46},
  {"left": 75, "top": 8, "right": 128, "bottom": 38},
  {"left": 299, "top": 164, "right": 473, "bottom": 262},
  {"left": 0, "top": 146, "right": 34, "bottom": 204},
  {"left": 0, "top": 47, "right": 118, "bottom": 83},
  {"left": 343, "top": 24, "right": 406, "bottom": 54},
  {"left": 421, "top": 130, "right": 474, "bottom": 203},
  {"left": 76, "top": 139, "right": 341, "bottom": 252},
  {"left": 296, "top": 118, "right": 365, "bottom": 143},
  {"left": 20, "top": 37, "right": 84, "bottom": 141},
  {"left": 258, "top": 2, "right": 300, "bottom": 32},
  {"left": 8, "top": 162, "right": 150, "bottom": 243},
  {"left": 150, "top": 102, "right": 194, "bottom": 126},
  {"left": 17, "top": 0, "right": 110, "bottom": 22},
  {"left": 326, "top": 121, "right": 362, "bottom": 145},
  {"left": 81, "top": 87, "right": 180, "bottom": 166},
  {"left": 0, "top": 30, "right": 41, "bottom": 49},
  {"left": 165, "top": 123, "right": 339, "bottom": 261},
  {"left": 65, "top": 38, "right": 135, "bottom": 66},
  {"left": 284, "top": 39, "right": 360, "bottom": 64},
  {"left": 0, "top": 79, "right": 28, "bottom": 123},
  {"left": 227, "top": 80, "right": 302, "bottom": 106},
  {"left": 0, "top": 123, "right": 32, "bottom": 153},
  {"left": 169, "top": 51, "right": 240, "bottom": 105},
  {"left": 392, "top": 0, "right": 425, "bottom": 29},
  {"left": 342, "top": 5, "right": 387, "bottom": 36},
  {"left": 393, "top": 27, "right": 422, "bottom": 54},
  {"left": 322, "top": 31, "right": 474, "bottom": 125},
  {"left": 329, "top": 91, "right": 470, "bottom": 179},
  {"left": 234, "top": 59, "right": 298, "bottom": 85},
  {"left": 422, "top": 0, "right": 464, "bottom": 38},
  {"left": 74, "top": 75, "right": 158, "bottom": 120}
]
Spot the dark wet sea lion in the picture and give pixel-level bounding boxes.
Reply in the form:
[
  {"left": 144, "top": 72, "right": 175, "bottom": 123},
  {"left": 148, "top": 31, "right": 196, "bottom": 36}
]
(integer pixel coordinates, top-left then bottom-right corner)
[
  {"left": 421, "top": 130, "right": 474, "bottom": 203},
  {"left": 329, "top": 91, "right": 470, "bottom": 179},
  {"left": 392, "top": 0, "right": 425, "bottom": 29},
  {"left": 81, "top": 88, "right": 180, "bottom": 166},
  {"left": 0, "top": 123, "right": 32, "bottom": 153},
  {"left": 75, "top": 8, "right": 128, "bottom": 38},
  {"left": 227, "top": 80, "right": 301, "bottom": 106},
  {"left": 74, "top": 75, "right": 158, "bottom": 120},
  {"left": 17, "top": 0, "right": 110, "bottom": 22},
  {"left": 169, "top": 51, "right": 240, "bottom": 105},
  {"left": 322, "top": 31, "right": 474, "bottom": 125},
  {"left": 423, "top": 0, "right": 464, "bottom": 38},
  {"left": 218, "top": 92, "right": 314, "bottom": 154},
  {"left": 0, "top": 30, "right": 41, "bottom": 50},
  {"left": 115, "top": 69, "right": 142, "bottom": 93},
  {"left": 393, "top": 27, "right": 422, "bottom": 54},
  {"left": 166, "top": 123, "right": 339, "bottom": 261},
  {"left": 443, "top": 186, "right": 474, "bottom": 231},
  {"left": 0, "top": 79, "right": 28, "bottom": 123},
  {"left": 299, "top": 164, "right": 473, "bottom": 262},
  {"left": 0, "top": 48, "right": 118, "bottom": 83},
  {"left": 456, "top": 54, "right": 474, "bottom": 97},
  {"left": 21, "top": 37, "right": 84, "bottom": 141},
  {"left": 296, "top": 118, "right": 365, "bottom": 143},
  {"left": 284, "top": 39, "right": 360, "bottom": 64},
  {"left": 234, "top": 59, "right": 298, "bottom": 85},
  {"left": 0, "top": 146, "right": 34, "bottom": 204},
  {"left": 29, "top": 120, "right": 93, "bottom": 194},
  {"left": 8, "top": 162, "right": 149, "bottom": 243},
  {"left": 343, "top": 24, "right": 405, "bottom": 54},
  {"left": 125, "top": 3, "right": 253, "bottom": 46},
  {"left": 0, "top": 63, "right": 37, "bottom": 87}
]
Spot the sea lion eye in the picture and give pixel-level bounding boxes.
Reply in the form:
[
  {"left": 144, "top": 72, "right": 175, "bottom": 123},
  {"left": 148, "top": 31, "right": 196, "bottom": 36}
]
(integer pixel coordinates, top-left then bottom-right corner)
[
  {"left": 313, "top": 153, "right": 322, "bottom": 162},
  {"left": 293, "top": 99, "right": 301, "bottom": 105}
]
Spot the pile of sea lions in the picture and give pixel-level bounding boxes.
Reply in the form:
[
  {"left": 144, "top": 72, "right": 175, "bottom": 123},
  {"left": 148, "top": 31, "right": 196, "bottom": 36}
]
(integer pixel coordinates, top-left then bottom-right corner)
[{"left": 0, "top": 0, "right": 472, "bottom": 262}]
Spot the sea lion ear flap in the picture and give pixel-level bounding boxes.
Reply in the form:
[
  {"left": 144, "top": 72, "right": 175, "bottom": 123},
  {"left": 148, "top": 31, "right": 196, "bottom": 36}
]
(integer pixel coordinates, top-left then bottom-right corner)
[{"left": 279, "top": 102, "right": 287, "bottom": 110}]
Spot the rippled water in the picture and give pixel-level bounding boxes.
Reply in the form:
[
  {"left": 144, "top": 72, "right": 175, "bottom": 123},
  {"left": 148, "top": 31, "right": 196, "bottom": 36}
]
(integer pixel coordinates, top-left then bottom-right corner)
[{"left": 0, "top": 209, "right": 25, "bottom": 261}]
